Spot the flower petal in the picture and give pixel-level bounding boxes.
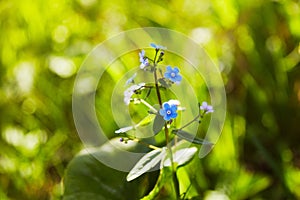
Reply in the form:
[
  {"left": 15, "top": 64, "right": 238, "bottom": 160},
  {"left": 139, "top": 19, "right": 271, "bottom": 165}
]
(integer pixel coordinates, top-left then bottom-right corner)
[
  {"left": 159, "top": 109, "right": 166, "bottom": 116},
  {"left": 170, "top": 112, "right": 178, "bottom": 118},
  {"left": 150, "top": 43, "right": 157, "bottom": 48},
  {"left": 173, "top": 67, "right": 179, "bottom": 73}
]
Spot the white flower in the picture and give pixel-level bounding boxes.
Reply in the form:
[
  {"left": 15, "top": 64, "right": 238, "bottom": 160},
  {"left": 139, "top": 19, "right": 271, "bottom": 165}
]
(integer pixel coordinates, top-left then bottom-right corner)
[{"left": 123, "top": 83, "right": 145, "bottom": 105}]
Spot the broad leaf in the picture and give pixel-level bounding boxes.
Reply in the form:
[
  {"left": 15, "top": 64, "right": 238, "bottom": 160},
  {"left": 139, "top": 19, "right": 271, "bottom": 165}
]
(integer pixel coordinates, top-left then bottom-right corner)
[
  {"left": 153, "top": 115, "right": 165, "bottom": 135},
  {"left": 63, "top": 138, "right": 158, "bottom": 200},
  {"left": 163, "top": 147, "right": 197, "bottom": 167},
  {"left": 127, "top": 148, "right": 166, "bottom": 182},
  {"left": 173, "top": 129, "right": 213, "bottom": 145}
]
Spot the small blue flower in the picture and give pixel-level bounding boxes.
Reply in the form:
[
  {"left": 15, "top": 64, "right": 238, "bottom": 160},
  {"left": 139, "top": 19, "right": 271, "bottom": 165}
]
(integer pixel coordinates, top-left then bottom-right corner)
[
  {"left": 200, "top": 101, "right": 214, "bottom": 113},
  {"left": 159, "top": 102, "right": 178, "bottom": 121},
  {"left": 139, "top": 50, "right": 149, "bottom": 69},
  {"left": 164, "top": 66, "right": 182, "bottom": 84},
  {"left": 150, "top": 43, "right": 166, "bottom": 50},
  {"left": 125, "top": 73, "right": 137, "bottom": 85}
]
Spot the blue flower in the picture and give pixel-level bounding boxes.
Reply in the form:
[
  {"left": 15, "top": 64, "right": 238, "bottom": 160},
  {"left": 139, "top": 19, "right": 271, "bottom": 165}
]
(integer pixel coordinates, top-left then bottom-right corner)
[
  {"left": 139, "top": 50, "right": 149, "bottom": 69},
  {"left": 159, "top": 102, "right": 178, "bottom": 121},
  {"left": 150, "top": 43, "right": 166, "bottom": 50},
  {"left": 200, "top": 101, "right": 214, "bottom": 113},
  {"left": 164, "top": 66, "right": 182, "bottom": 84}
]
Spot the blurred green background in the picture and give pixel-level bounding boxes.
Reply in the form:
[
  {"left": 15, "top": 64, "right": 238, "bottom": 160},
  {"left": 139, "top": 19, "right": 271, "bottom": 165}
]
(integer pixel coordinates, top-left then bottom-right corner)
[{"left": 1, "top": 0, "right": 300, "bottom": 199}]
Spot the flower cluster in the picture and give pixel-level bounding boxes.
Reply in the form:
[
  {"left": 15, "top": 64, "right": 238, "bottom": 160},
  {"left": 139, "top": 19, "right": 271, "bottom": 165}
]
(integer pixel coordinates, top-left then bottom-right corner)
[
  {"left": 115, "top": 43, "right": 216, "bottom": 193},
  {"left": 120, "top": 42, "right": 213, "bottom": 135}
]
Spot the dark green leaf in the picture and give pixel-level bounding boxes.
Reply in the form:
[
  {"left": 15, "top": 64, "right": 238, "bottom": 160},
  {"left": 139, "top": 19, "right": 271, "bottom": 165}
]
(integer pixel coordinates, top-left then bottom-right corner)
[
  {"left": 173, "top": 130, "right": 213, "bottom": 145},
  {"left": 153, "top": 115, "right": 165, "bottom": 135},
  {"left": 63, "top": 138, "right": 158, "bottom": 200},
  {"left": 140, "top": 167, "right": 175, "bottom": 200}
]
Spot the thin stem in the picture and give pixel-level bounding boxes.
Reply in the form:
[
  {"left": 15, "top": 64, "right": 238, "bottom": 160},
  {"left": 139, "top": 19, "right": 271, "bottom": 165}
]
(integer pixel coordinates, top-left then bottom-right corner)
[
  {"left": 131, "top": 138, "right": 161, "bottom": 150},
  {"left": 138, "top": 98, "right": 157, "bottom": 113},
  {"left": 178, "top": 114, "right": 201, "bottom": 130},
  {"left": 177, "top": 108, "right": 206, "bottom": 130},
  {"left": 154, "top": 69, "right": 163, "bottom": 106},
  {"left": 152, "top": 50, "right": 180, "bottom": 199}
]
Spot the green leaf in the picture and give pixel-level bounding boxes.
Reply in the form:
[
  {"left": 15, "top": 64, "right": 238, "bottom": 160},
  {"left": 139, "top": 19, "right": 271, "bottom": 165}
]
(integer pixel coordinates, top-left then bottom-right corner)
[
  {"left": 163, "top": 147, "right": 197, "bottom": 167},
  {"left": 63, "top": 138, "right": 158, "bottom": 200},
  {"left": 153, "top": 115, "right": 165, "bottom": 135},
  {"left": 137, "top": 114, "right": 156, "bottom": 127},
  {"left": 140, "top": 167, "right": 175, "bottom": 200},
  {"left": 158, "top": 78, "right": 171, "bottom": 88},
  {"left": 127, "top": 148, "right": 166, "bottom": 182},
  {"left": 173, "top": 130, "right": 213, "bottom": 145}
]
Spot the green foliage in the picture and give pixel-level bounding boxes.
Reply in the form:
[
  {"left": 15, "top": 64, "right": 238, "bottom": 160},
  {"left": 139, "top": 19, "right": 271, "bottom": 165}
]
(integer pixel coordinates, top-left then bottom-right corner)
[
  {"left": 63, "top": 138, "right": 158, "bottom": 200},
  {"left": 173, "top": 129, "right": 213, "bottom": 145},
  {"left": 1, "top": 0, "right": 300, "bottom": 199},
  {"left": 126, "top": 148, "right": 165, "bottom": 182}
]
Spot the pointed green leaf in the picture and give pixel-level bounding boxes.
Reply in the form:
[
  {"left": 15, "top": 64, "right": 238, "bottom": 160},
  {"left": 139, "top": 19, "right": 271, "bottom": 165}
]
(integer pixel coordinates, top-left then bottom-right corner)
[
  {"left": 127, "top": 148, "right": 165, "bottom": 182},
  {"left": 137, "top": 114, "right": 156, "bottom": 127},
  {"left": 163, "top": 147, "right": 197, "bottom": 167},
  {"left": 173, "top": 129, "right": 213, "bottom": 145},
  {"left": 153, "top": 115, "right": 165, "bottom": 135}
]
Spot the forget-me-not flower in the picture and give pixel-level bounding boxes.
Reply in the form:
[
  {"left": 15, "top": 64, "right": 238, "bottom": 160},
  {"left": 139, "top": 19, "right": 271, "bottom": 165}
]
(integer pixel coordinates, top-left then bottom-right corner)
[
  {"left": 139, "top": 50, "right": 149, "bottom": 69},
  {"left": 159, "top": 102, "right": 178, "bottom": 121},
  {"left": 200, "top": 101, "right": 214, "bottom": 113},
  {"left": 164, "top": 66, "right": 182, "bottom": 84}
]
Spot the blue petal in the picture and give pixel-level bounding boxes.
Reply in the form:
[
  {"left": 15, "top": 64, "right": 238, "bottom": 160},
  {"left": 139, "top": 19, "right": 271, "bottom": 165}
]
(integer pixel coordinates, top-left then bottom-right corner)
[
  {"left": 163, "top": 103, "right": 171, "bottom": 110},
  {"left": 164, "top": 72, "right": 171, "bottom": 79},
  {"left": 166, "top": 66, "right": 172, "bottom": 72},
  {"left": 150, "top": 43, "right": 157, "bottom": 48},
  {"left": 159, "top": 109, "right": 166, "bottom": 116},
  {"left": 170, "top": 112, "right": 178, "bottom": 119},
  {"left": 170, "top": 105, "right": 177, "bottom": 111},
  {"left": 174, "top": 75, "right": 182, "bottom": 82},
  {"left": 173, "top": 67, "right": 179, "bottom": 73},
  {"left": 164, "top": 115, "right": 170, "bottom": 121}
]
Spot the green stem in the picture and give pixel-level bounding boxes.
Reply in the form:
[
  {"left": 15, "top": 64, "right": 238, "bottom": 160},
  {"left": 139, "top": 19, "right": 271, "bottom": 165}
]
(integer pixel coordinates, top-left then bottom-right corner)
[
  {"left": 153, "top": 50, "right": 180, "bottom": 199},
  {"left": 178, "top": 109, "right": 206, "bottom": 130},
  {"left": 131, "top": 138, "right": 161, "bottom": 150},
  {"left": 139, "top": 98, "right": 158, "bottom": 113},
  {"left": 178, "top": 114, "right": 201, "bottom": 130}
]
